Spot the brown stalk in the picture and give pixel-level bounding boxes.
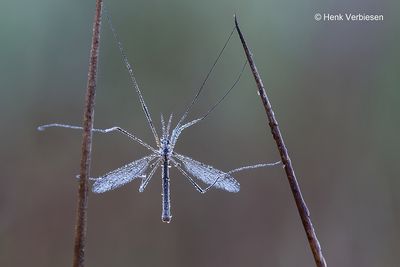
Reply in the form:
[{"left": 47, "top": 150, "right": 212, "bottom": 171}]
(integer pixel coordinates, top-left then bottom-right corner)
[
  {"left": 73, "top": 1, "right": 103, "bottom": 267},
  {"left": 234, "top": 16, "right": 327, "bottom": 267}
]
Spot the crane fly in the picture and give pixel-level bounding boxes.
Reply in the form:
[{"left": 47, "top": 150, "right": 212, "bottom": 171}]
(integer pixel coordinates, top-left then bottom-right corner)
[{"left": 38, "top": 8, "right": 280, "bottom": 223}]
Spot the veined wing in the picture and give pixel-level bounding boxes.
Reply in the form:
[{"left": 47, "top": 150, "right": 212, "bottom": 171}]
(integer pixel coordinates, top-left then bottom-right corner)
[
  {"left": 174, "top": 153, "right": 240, "bottom": 193},
  {"left": 92, "top": 155, "right": 157, "bottom": 193}
]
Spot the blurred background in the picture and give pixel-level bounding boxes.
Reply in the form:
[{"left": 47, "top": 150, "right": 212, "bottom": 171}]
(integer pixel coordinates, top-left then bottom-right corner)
[{"left": 1, "top": 0, "right": 399, "bottom": 266}]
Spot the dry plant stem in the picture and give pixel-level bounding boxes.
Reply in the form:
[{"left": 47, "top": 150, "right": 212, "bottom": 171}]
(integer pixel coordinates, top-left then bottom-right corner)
[
  {"left": 73, "top": 1, "right": 103, "bottom": 267},
  {"left": 234, "top": 17, "right": 327, "bottom": 267}
]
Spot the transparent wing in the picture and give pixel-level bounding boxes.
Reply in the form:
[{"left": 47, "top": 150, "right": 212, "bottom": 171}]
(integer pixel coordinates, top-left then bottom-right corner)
[
  {"left": 173, "top": 153, "right": 240, "bottom": 193},
  {"left": 92, "top": 155, "right": 157, "bottom": 193}
]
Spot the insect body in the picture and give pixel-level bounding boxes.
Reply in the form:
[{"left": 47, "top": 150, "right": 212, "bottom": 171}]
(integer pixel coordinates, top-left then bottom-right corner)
[
  {"left": 38, "top": 11, "right": 280, "bottom": 222},
  {"left": 38, "top": 112, "right": 278, "bottom": 223}
]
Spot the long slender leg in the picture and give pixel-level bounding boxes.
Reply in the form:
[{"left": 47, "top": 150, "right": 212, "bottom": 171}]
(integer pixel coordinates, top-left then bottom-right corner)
[
  {"left": 228, "top": 162, "right": 281, "bottom": 174},
  {"left": 175, "top": 27, "right": 236, "bottom": 129},
  {"left": 38, "top": 123, "right": 157, "bottom": 153},
  {"left": 172, "top": 157, "right": 281, "bottom": 194},
  {"left": 170, "top": 159, "right": 205, "bottom": 194},
  {"left": 75, "top": 174, "right": 146, "bottom": 181},
  {"left": 103, "top": 6, "right": 160, "bottom": 147},
  {"left": 201, "top": 161, "right": 282, "bottom": 193},
  {"left": 139, "top": 158, "right": 162, "bottom": 192},
  {"left": 170, "top": 60, "right": 247, "bottom": 150}
]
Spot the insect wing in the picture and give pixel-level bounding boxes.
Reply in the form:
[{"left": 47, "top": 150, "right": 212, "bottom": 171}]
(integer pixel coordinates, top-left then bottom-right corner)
[
  {"left": 92, "top": 155, "right": 156, "bottom": 193},
  {"left": 174, "top": 153, "right": 240, "bottom": 193}
]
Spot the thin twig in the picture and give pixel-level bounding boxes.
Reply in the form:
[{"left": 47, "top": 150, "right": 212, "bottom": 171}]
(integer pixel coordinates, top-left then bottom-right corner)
[
  {"left": 234, "top": 16, "right": 327, "bottom": 267},
  {"left": 73, "top": 1, "right": 103, "bottom": 267}
]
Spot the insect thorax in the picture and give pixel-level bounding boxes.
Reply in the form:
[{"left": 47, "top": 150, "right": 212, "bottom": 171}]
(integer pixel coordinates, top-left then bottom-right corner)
[{"left": 160, "top": 138, "right": 172, "bottom": 157}]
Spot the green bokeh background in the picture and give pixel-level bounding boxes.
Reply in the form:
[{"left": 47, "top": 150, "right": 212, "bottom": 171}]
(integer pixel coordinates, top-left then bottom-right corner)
[{"left": 1, "top": 0, "right": 399, "bottom": 266}]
